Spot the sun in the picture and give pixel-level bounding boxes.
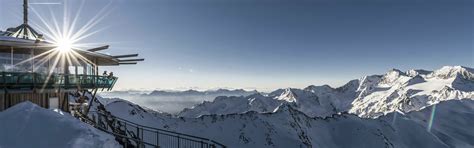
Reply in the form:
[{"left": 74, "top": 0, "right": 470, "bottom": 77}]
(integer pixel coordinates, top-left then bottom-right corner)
[{"left": 55, "top": 38, "right": 74, "bottom": 53}]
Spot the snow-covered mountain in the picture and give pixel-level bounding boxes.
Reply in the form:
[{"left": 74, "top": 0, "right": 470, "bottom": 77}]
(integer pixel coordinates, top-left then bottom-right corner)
[
  {"left": 401, "top": 99, "right": 474, "bottom": 147},
  {"left": 350, "top": 66, "right": 474, "bottom": 117},
  {"left": 100, "top": 96, "right": 474, "bottom": 147},
  {"left": 0, "top": 102, "right": 119, "bottom": 148},
  {"left": 178, "top": 88, "right": 343, "bottom": 118},
  {"left": 84, "top": 65, "right": 474, "bottom": 147},
  {"left": 6, "top": 65, "right": 465, "bottom": 148},
  {"left": 179, "top": 66, "right": 474, "bottom": 118}
]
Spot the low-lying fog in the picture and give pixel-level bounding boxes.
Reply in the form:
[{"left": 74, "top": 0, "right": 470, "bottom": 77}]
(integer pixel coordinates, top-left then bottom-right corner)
[{"left": 99, "top": 89, "right": 257, "bottom": 114}]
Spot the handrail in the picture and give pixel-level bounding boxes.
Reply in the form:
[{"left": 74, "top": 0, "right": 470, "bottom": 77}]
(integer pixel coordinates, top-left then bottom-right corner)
[
  {"left": 0, "top": 72, "right": 117, "bottom": 90},
  {"left": 88, "top": 110, "right": 226, "bottom": 148}
]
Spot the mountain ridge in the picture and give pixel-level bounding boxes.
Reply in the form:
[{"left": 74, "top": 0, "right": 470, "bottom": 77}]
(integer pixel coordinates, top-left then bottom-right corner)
[
  {"left": 99, "top": 95, "right": 474, "bottom": 147},
  {"left": 178, "top": 66, "right": 474, "bottom": 118}
]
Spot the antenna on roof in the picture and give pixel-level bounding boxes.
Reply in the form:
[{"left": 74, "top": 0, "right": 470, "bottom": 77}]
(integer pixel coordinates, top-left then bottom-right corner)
[
  {"left": 23, "top": 0, "right": 29, "bottom": 38},
  {"left": 2, "top": 0, "right": 44, "bottom": 40}
]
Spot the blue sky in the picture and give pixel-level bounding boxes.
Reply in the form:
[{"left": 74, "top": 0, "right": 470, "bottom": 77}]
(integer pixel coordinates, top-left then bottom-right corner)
[{"left": 1, "top": 0, "right": 472, "bottom": 91}]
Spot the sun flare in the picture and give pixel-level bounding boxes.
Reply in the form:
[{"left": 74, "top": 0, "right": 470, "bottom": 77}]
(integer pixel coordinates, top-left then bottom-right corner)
[
  {"left": 55, "top": 38, "right": 74, "bottom": 53},
  {"left": 8, "top": 0, "right": 114, "bottom": 88}
]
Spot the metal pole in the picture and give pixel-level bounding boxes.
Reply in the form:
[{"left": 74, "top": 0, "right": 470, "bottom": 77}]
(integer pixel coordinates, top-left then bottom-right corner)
[
  {"left": 24, "top": 0, "right": 28, "bottom": 25},
  {"left": 23, "top": 0, "right": 29, "bottom": 39}
]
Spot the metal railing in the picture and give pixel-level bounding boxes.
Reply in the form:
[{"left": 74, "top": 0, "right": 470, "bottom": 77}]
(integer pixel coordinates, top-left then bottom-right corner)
[
  {"left": 89, "top": 111, "right": 226, "bottom": 148},
  {"left": 0, "top": 72, "right": 117, "bottom": 90}
]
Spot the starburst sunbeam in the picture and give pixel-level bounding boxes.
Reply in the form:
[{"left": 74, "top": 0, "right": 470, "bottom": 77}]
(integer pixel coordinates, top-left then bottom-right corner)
[
  {"left": 28, "top": 0, "right": 114, "bottom": 50},
  {"left": 6, "top": 0, "right": 117, "bottom": 94}
]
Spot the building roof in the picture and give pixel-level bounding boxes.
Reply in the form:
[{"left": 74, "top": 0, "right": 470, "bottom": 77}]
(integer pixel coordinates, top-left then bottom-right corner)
[{"left": 0, "top": 34, "right": 141, "bottom": 66}]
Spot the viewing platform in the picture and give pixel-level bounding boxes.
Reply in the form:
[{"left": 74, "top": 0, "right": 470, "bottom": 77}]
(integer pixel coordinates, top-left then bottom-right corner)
[
  {"left": 0, "top": 26, "right": 141, "bottom": 112},
  {"left": 0, "top": 72, "right": 117, "bottom": 90}
]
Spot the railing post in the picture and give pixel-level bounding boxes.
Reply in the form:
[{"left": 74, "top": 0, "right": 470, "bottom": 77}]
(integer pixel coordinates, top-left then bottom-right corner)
[
  {"left": 92, "top": 114, "right": 96, "bottom": 125},
  {"left": 156, "top": 131, "right": 160, "bottom": 147},
  {"left": 136, "top": 126, "right": 140, "bottom": 147},
  {"left": 98, "top": 114, "right": 102, "bottom": 129},
  {"left": 124, "top": 137, "right": 128, "bottom": 148},
  {"left": 124, "top": 121, "right": 127, "bottom": 133}
]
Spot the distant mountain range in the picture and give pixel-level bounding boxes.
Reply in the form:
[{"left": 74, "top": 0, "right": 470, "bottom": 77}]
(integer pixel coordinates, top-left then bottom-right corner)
[
  {"left": 94, "top": 65, "right": 473, "bottom": 147},
  {"left": 100, "top": 89, "right": 258, "bottom": 114},
  {"left": 179, "top": 66, "right": 474, "bottom": 118},
  {"left": 101, "top": 88, "right": 258, "bottom": 97},
  {"left": 144, "top": 89, "right": 258, "bottom": 97}
]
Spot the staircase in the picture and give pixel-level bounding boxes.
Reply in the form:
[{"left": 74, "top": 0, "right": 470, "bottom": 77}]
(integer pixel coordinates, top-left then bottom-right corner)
[{"left": 73, "top": 93, "right": 226, "bottom": 148}]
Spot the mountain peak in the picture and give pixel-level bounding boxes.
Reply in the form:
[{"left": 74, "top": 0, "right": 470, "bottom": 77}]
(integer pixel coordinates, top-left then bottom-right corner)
[
  {"left": 388, "top": 68, "right": 404, "bottom": 74},
  {"left": 432, "top": 66, "right": 473, "bottom": 79},
  {"left": 406, "top": 69, "right": 432, "bottom": 77},
  {"left": 304, "top": 85, "right": 334, "bottom": 93},
  {"left": 276, "top": 88, "right": 297, "bottom": 102}
]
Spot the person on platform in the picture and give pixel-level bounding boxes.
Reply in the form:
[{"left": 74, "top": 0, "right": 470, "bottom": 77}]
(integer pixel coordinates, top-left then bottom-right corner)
[{"left": 108, "top": 72, "right": 114, "bottom": 79}]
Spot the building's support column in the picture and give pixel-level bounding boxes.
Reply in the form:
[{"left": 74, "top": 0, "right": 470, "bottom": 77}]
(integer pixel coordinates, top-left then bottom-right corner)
[
  {"left": 95, "top": 58, "right": 98, "bottom": 76},
  {"left": 2, "top": 87, "right": 6, "bottom": 111},
  {"left": 93, "top": 58, "right": 98, "bottom": 86},
  {"left": 31, "top": 47, "right": 34, "bottom": 72},
  {"left": 91, "top": 60, "right": 95, "bottom": 75},
  {"left": 83, "top": 62, "right": 87, "bottom": 75},
  {"left": 31, "top": 48, "right": 36, "bottom": 92},
  {"left": 10, "top": 47, "right": 13, "bottom": 70},
  {"left": 64, "top": 57, "right": 69, "bottom": 89},
  {"left": 85, "top": 58, "right": 99, "bottom": 115},
  {"left": 46, "top": 55, "right": 50, "bottom": 73},
  {"left": 65, "top": 59, "right": 70, "bottom": 74}
]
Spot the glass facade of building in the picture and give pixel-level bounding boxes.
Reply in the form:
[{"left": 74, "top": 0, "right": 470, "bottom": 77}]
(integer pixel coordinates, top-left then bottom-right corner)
[{"left": 0, "top": 49, "right": 117, "bottom": 90}]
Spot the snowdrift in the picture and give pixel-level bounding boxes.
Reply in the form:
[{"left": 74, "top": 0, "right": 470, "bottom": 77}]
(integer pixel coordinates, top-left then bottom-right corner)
[{"left": 0, "top": 102, "right": 119, "bottom": 148}]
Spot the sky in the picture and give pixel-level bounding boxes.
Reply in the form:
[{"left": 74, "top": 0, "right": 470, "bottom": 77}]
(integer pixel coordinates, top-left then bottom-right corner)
[{"left": 0, "top": 0, "right": 472, "bottom": 92}]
